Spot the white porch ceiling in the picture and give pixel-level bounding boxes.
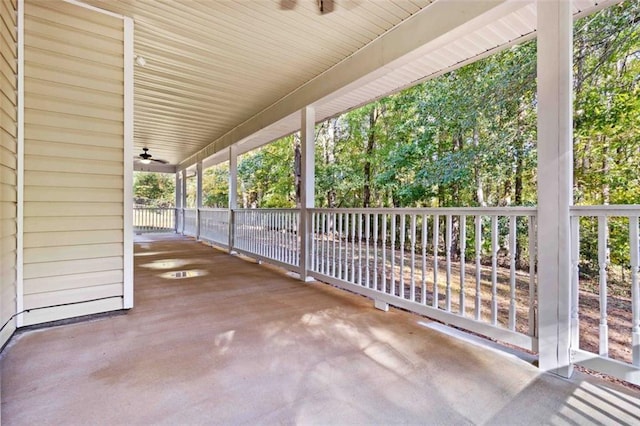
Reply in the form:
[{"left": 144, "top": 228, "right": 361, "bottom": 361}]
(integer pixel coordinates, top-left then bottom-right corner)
[{"left": 82, "top": 0, "right": 618, "bottom": 170}]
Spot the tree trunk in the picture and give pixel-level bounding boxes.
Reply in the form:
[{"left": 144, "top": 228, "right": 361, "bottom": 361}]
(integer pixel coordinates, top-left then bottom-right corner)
[
  {"left": 473, "top": 127, "right": 486, "bottom": 206},
  {"left": 364, "top": 107, "right": 377, "bottom": 208}
]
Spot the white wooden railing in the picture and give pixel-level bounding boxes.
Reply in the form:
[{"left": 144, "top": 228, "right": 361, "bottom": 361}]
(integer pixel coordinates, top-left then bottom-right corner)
[
  {"left": 183, "top": 208, "right": 198, "bottom": 237},
  {"left": 309, "top": 208, "right": 538, "bottom": 351},
  {"left": 233, "top": 209, "right": 300, "bottom": 269},
  {"left": 133, "top": 207, "right": 176, "bottom": 233},
  {"left": 199, "top": 208, "right": 230, "bottom": 248},
  {"left": 570, "top": 205, "right": 640, "bottom": 384}
]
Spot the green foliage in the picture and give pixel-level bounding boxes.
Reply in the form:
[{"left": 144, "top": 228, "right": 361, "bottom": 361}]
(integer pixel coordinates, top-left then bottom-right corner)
[
  {"left": 203, "top": 163, "right": 229, "bottom": 208},
  {"left": 133, "top": 172, "right": 175, "bottom": 207},
  {"left": 238, "top": 136, "right": 296, "bottom": 208}
]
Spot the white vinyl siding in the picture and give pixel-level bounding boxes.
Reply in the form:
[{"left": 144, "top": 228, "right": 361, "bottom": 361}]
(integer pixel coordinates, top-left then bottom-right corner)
[
  {"left": 22, "top": 0, "right": 125, "bottom": 326},
  {"left": 0, "top": 0, "right": 16, "bottom": 347}
]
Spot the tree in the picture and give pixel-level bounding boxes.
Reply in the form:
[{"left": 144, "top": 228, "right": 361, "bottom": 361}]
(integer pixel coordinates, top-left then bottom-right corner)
[{"left": 133, "top": 172, "right": 175, "bottom": 207}]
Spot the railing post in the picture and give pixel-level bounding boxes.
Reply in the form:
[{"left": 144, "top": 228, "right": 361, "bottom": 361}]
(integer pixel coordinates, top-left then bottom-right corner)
[
  {"left": 228, "top": 145, "right": 238, "bottom": 253},
  {"left": 299, "top": 106, "right": 315, "bottom": 281},
  {"left": 196, "top": 161, "right": 203, "bottom": 240},
  {"left": 181, "top": 169, "right": 187, "bottom": 234},
  {"left": 536, "top": 0, "right": 574, "bottom": 378}
]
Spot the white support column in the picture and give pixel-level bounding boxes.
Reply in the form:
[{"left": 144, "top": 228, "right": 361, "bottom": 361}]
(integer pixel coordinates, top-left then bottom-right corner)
[
  {"left": 181, "top": 168, "right": 187, "bottom": 234},
  {"left": 122, "top": 16, "right": 134, "bottom": 309},
  {"left": 175, "top": 171, "right": 182, "bottom": 233},
  {"left": 196, "top": 161, "right": 203, "bottom": 239},
  {"left": 228, "top": 145, "right": 238, "bottom": 253},
  {"left": 299, "top": 106, "right": 315, "bottom": 281},
  {"left": 536, "top": 0, "right": 574, "bottom": 378}
]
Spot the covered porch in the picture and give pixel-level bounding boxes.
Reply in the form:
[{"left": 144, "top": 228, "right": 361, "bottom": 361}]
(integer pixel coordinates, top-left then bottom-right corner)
[{"left": 2, "top": 234, "right": 639, "bottom": 424}]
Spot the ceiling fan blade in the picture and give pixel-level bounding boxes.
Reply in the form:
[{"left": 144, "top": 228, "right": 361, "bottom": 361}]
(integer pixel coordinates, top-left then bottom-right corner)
[{"left": 151, "top": 158, "right": 169, "bottom": 165}]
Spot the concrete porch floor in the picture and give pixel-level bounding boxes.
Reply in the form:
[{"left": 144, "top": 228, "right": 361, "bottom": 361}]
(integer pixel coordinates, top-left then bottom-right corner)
[{"left": 2, "top": 235, "right": 640, "bottom": 425}]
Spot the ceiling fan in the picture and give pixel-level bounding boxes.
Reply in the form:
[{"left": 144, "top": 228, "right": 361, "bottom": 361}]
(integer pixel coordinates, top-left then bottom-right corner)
[{"left": 135, "top": 147, "right": 168, "bottom": 165}]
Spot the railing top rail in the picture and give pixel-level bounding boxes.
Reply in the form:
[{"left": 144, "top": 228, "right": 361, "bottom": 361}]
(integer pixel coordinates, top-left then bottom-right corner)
[
  {"left": 133, "top": 206, "right": 176, "bottom": 210},
  {"left": 308, "top": 207, "right": 538, "bottom": 215},
  {"left": 571, "top": 204, "right": 640, "bottom": 217},
  {"left": 199, "top": 207, "right": 230, "bottom": 212},
  {"left": 183, "top": 208, "right": 198, "bottom": 212},
  {"left": 233, "top": 208, "right": 300, "bottom": 213}
]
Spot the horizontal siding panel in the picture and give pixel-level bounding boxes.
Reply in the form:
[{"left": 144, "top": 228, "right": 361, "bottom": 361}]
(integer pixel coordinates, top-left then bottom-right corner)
[
  {"left": 1, "top": 184, "right": 16, "bottom": 203},
  {"left": 24, "top": 283, "right": 123, "bottom": 309},
  {"left": 24, "top": 256, "right": 123, "bottom": 279},
  {"left": 1, "top": 249, "right": 16, "bottom": 272},
  {"left": 25, "top": 65, "right": 123, "bottom": 95},
  {"left": 1, "top": 216, "right": 15, "bottom": 236},
  {"left": 0, "top": 200, "right": 15, "bottom": 220},
  {"left": 26, "top": 2, "right": 124, "bottom": 37},
  {"left": 25, "top": 109, "right": 123, "bottom": 135},
  {"left": 24, "top": 216, "right": 123, "bottom": 233},
  {"left": 24, "top": 229, "right": 123, "bottom": 248},
  {"left": 0, "top": 59, "right": 16, "bottom": 98},
  {"left": 0, "top": 121, "right": 15, "bottom": 143},
  {"left": 0, "top": 239, "right": 17, "bottom": 261},
  {"left": 25, "top": 242, "right": 123, "bottom": 264},
  {"left": 25, "top": 170, "right": 122, "bottom": 189},
  {"left": 25, "top": 94, "right": 123, "bottom": 122},
  {"left": 0, "top": 108, "right": 15, "bottom": 140},
  {"left": 25, "top": 124, "right": 122, "bottom": 148},
  {"left": 25, "top": 186, "right": 123, "bottom": 203},
  {"left": 26, "top": 19, "right": 122, "bottom": 56},
  {"left": 25, "top": 269, "right": 123, "bottom": 294},
  {"left": 22, "top": 297, "right": 123, "bottom": 326},
  {"left": 25, "top": 48, "right": 123, "bottom": 82},
  {"left": 26, "top": 78, "right": 122, "bottom": 109},
  {"left": 25, "top": 155, "right": 123, "bottom": 176},
  {"left": 1, "top": 166, "right": 16, "bottom": 186},
  {"left": 25, "top": 139, "right": 123, "bottom": 162},
  {"left": 1, "top": 91, "right": 17, "bottom": 120},
  {"left": 26, "top": 32, "right": 123, "bottom": 67},
  {"left": 24, "top": 202, "right": 122, "bottom": 217},
  {"left": 0, "top": 0, "right": 15, "bottom": 25}
]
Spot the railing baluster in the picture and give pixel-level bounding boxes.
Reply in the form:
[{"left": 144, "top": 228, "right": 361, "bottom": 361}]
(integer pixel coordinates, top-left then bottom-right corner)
[
  {"left": 338, "top": 213, "right": 343, "bottom": 279},
  {"left": 318, "top": 212, "right": 323, "bottom": 273},
  {"left": 322, "top": 212, "right": 328, "bottom": 274},
  {"left": 475, "top": 215, "right": 482, "bottom": 321},
  {"left": 421, "top": 214, "right": 427, "bottom": 305},
  {"left": 312, "top": 212, "right": 318, "bottom": 271},
  {"left": 382, "top": 214, "right": 387, "bottom": 294},
  {"left": 631, "top": 216, "right": 640, "bottom": 366},
  {"left": 571, "top": 215, "right": 580, "bottom": 350},
  {"left": 598, "top": 215, "right": 609, "bottom": 357},
  {"left": 373, "top": 213, "right": 378, "bottom": 290},
  {"left": 351, "top": 213, "right": 356, "bottom": 283},
  {"left": 460, "top": 215, "right": 466, "bottom": 316},
  {"left": 366, "top": 213, "right": 371, "bottom": 288},
  {"left": 491, "top": 215, "right": 498, "bottom": 326},
  {"left": 508, "top": 216, "right": 517, "bottom": 331},
  {"left": 358, "top": 213, "right": 363, "bottom": 286},
  {"left": 528, "top": 215, "right": 536, "bottom": 338},
  {"left": 445, "top": 214, "right": 452, "bottom": 312},
  {"left": 410, "top": 214, "right": 416, "bottom": 301},
  {"left": 433, "top": 215, "right": 439, "bottom": 308},
  {"left": 391, "top": 214, "right": 396, "bottom": 296},
  {"left": 344, "top": 214, "right": 350, "bottom": 281},
  {"left": 399, "top": 214, "right": 405, "bottom": 298},
  {"left": 331, "top": 213, "right": 336, "bottom": 277}
]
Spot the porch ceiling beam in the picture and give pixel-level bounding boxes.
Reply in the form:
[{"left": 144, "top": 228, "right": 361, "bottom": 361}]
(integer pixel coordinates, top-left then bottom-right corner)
[
  {"left": 134, "top": 162, "right": 177, "bottom": 174},
  {"left": 178, "top": 0, "right": 508, "bottom": 170}
]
